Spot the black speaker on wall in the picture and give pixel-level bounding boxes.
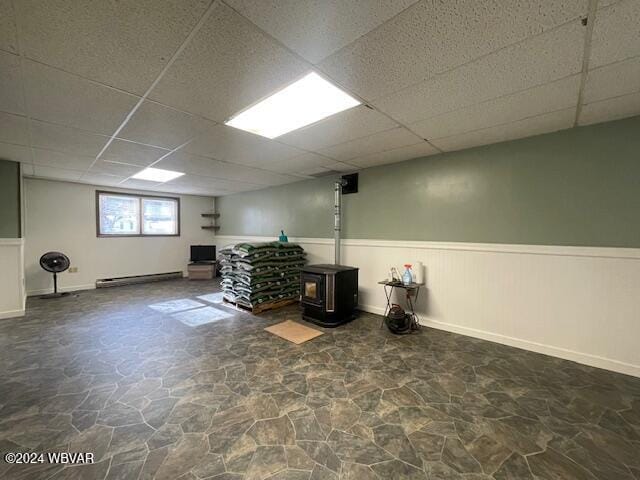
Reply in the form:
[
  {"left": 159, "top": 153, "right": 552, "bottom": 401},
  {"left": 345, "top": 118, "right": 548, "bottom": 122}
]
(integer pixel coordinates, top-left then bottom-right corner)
[{"left": 341, "top": 173, "right": 358, "bottom": 194}]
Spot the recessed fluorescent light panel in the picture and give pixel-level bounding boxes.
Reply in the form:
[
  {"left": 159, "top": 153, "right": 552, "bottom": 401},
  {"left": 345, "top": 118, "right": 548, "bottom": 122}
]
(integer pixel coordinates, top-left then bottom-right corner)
[
  {"left": 225, "top": 72, "right": 361, "bottom": 139},
  {"left": 132, "top": 167, "right": 184, "bottom": 182}
]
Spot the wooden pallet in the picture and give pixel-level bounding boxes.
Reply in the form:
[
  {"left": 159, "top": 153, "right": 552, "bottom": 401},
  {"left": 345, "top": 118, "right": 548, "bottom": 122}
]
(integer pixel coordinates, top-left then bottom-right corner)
[{"left": 223, "top": 297, "right": 298, "bottom": 314}]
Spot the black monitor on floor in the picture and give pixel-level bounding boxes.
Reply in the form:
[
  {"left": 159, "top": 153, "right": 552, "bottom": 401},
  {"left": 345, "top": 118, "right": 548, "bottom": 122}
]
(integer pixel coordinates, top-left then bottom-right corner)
[{"left": 190, "top": 245, "right": 216, "bottom": 263}]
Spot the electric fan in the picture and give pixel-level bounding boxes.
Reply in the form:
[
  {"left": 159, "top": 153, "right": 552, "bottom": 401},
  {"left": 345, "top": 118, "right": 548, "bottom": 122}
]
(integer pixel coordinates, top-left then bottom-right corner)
[{"left": 39, "top": 252, "right": 71, "bottom": 298}]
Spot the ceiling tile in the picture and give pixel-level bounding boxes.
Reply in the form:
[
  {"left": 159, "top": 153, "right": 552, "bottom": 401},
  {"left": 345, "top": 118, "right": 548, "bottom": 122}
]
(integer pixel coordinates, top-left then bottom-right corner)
[
  {"left": 164, "top": 174, "right": 216, "bottom": 189},
  {"left": 225, "top": 0, "right": 419, "bottom": 63},
  {"left": 156, "top": 150, "right": 299, "bottom": 186},
  {"left": 583, "top": 57, "right": 640, "bottom": 104},
  {"left": 167, "top": 173, "right": 260, "bottom": 192},
  {"left": 262, "top": 152, "right": 335, "bottom": 174},
  {"left": 154, "top": 150, "right": 228, "bottom": 178},
  {"left": 146, "top": 183, "right": 207, "bottom": 196},
  {"left": 214, "top": 164, "right": 300, "bottom": 186},
  {"left": 0, "top": 51, "right": 25, "bottom": 115},
  {"left": 0, "top": 111, "right": 29, "bottom": 145},
  {"left": 299, "top": 166, "right": 330, "bottom": 176},
  {"left": 579, "top": 92, "right": 640, "bottom": 126},
  {"left": 153, "top": 151, "right": 208, "bottom": 176},
  {"left": 144, "top": 183, "right": 190, "bottom": 195},
  {"left": 373, "top": 22, "right": 585, "bottom": 124},
  {"left": 277, "top": 105, "right": 397, "bottom": 151},
  {"left": 33, "top": 165, "right": 83, "bottom": 181},
  {"left": 411, "top": 75, "right": 581, "bottom": 140},
  {"left": 117, "top": 100, "right": 204, "bottom": 149},
  {"left": 79, "top": 172, "right": 126, "bottom": 187},
  {"left": 32, "top": 148, "right": 94, "bottom": 171},
  {"left": 0, "top": 141, "right": 32, "bottom": 163},
  {"left": 324, "top": 161, "right": 358, "bottom": 172},
  {"left": 0, "top": 0, "right": 18, "bottom": 53},
  {"left": 119, "top": 178, "right": 163, "bottom": 190},
  {"left": 23, "top": 60, "right": 139, "bottom": 135},
  {"left": 149, "top": 2, "right": 309, "bottom": 122},
  {"left": 30, "top": 120, "right": 108, "bottom": 157},
  {"left": 432, "top": 108, "right": 575, "bottom": 152},
  {"left": 319, "top": 127, "right": 423, "bottom": 161},
  {"left": 89, "top": 160, "right": 142, "bottom": 177},
  {"left": 589, "top": 0, "right": 640, "bottom": 69},
  {"left": 349, "top": 142, "right": 438, "bottom": 168},
  {"left": 319, "top": 0, "right": 587, "bottom": 100},
  {"left": 196, "top": 187, "right": 233, "bottom": 196},
  {"left": 184, "top": 122, "right": 304, "bottom": 166},
  {"left": 294, "top": 162, "right": 359, "bottom": 175},
  {"left": 152, "top": 180, "right": 239, "bottom": 196},
  {"left": 598, "top": 0, "right": 621, "bottom": 7},
  {"left": 15, "top": 0, "right": 212, "bottom": 95},
  {"left": 100, "top": 139, "right": 170, "bottom": 167}
]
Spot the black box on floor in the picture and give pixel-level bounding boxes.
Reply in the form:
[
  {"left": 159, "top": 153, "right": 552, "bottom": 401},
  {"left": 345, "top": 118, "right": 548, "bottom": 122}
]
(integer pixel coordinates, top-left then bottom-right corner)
[{"left": 301, "top": 264, "right": 358, "bottom": 327}]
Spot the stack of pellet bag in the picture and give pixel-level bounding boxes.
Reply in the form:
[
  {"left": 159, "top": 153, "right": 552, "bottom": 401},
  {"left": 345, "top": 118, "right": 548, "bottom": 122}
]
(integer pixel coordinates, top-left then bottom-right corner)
[{"left": 219, "top": 242, "right": 306, "bottom": 309}]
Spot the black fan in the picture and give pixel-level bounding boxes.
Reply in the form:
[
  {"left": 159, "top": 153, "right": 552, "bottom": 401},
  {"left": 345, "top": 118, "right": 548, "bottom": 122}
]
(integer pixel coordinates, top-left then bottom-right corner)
[{"left": 39, "top": 252, "right": 71, "bottom": 298}]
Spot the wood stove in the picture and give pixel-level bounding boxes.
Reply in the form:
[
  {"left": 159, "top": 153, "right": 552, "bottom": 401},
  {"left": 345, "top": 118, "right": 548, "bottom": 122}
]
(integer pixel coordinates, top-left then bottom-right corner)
[{"left": 301, "top": 264, "right": 358, "bottom": 327}]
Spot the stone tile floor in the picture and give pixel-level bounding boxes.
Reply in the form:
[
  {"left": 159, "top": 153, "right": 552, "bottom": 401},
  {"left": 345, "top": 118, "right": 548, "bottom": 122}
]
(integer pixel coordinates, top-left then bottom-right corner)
[{"left": 1, "top": 279, "right": 639, "bottom": 480}]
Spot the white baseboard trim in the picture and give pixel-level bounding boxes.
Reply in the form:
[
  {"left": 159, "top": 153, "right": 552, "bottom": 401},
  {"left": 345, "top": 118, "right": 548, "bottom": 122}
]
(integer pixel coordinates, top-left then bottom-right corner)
[
  {"left": 0, "top": 308, "right": 25, "bottom": 320},
  {"left": 358, "top": 303, "right": 640, "bottom": 378},
  {"left": 27, "top": 283, "right": 96, "bottom": 297}
]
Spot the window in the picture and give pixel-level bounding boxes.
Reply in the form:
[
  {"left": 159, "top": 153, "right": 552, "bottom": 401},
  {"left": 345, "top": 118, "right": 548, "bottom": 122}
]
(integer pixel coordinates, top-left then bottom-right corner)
[
  {"left": 142, "top": 197, "right": 178, "bottom": 235},
  {"left": 97, "top": 191, "right": 179, "bottom": 237}
]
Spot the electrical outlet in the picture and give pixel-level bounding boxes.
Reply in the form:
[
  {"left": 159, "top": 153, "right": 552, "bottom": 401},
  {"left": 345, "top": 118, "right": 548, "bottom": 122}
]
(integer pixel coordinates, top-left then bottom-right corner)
[{"left": 69, "top": 267, "right": 78, "bottom": 273}]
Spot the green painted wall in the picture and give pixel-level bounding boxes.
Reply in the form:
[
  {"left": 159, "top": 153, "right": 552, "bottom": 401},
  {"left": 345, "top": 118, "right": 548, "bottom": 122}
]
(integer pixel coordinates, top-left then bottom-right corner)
[
  {"left": 217, "top": 116, "right": 640, "bottom": 248},
  {"left": 0, "top": 159, "right": 21, "bottom": 238}
]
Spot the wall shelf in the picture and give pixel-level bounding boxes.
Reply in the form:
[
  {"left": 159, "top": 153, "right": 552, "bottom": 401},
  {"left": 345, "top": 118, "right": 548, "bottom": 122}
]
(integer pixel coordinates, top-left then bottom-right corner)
[{"left": 201, "top": 211, "right": 220, "bottom": 232}]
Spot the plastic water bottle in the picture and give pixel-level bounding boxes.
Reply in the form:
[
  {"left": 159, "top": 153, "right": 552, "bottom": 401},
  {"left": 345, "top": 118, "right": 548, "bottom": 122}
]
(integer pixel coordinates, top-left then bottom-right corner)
[{"left": 402, "top": 264, "right": 413, "bottom": 285}]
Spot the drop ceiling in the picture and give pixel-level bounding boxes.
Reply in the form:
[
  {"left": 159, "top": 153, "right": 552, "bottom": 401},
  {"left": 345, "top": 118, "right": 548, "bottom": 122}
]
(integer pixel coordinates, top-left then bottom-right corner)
[{"left": 1, "top": 0, "right": 638, "bottom": 197}]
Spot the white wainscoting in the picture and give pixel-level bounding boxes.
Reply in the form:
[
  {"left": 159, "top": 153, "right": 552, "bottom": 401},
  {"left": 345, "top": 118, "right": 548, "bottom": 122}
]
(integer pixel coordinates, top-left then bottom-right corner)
[
  {"left": 215, "top": 235, "right": 640, "bottom": 377},
  {"left": 0, "top": 238, "right": 25, "bottom": 319}
]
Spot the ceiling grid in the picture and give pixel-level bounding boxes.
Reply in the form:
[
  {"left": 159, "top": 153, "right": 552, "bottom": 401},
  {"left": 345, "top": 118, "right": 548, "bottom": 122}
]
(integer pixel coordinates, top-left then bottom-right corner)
[
  {"left": 574, "top": 0, "right": 600, "bottom": 126},
  {"left": 0, "top": 0, "right": 637, "bottom": 195}
]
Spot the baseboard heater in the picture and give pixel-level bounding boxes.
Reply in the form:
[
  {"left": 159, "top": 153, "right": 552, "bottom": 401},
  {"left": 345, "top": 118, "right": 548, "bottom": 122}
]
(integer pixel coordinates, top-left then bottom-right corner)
[{"left": 95, "top": 271, "right": 183, "bottom": 288}]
